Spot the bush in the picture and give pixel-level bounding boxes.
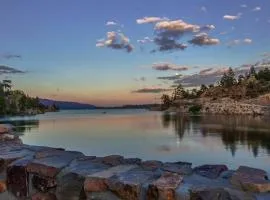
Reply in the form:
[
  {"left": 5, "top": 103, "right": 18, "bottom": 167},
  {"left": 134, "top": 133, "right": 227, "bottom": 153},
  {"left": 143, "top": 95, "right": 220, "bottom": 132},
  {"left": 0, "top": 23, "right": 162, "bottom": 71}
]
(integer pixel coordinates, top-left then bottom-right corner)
[{"left": 189, "top": 105, "right": 202, "bottom": 114}]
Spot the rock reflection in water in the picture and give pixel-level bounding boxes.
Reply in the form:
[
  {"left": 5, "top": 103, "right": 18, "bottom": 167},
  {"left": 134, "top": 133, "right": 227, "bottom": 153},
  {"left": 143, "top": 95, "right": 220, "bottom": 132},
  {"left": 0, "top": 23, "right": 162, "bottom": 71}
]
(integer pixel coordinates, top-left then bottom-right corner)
[
  {"left": 0, "top": 119, "right": 39, "bottom": 135},
  {"left": 161, "top": 113, "right": 270, "bottom": 157}
]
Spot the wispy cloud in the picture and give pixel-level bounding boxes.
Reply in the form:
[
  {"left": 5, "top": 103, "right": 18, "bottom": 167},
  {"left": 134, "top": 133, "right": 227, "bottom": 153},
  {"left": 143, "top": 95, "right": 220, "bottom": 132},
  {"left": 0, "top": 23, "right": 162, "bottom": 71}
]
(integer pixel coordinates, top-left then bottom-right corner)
[
  {"left": 240, "top": 4, "right": 247, "bottom": 8},
  {"left": 134, "top": 77, "right": 146, "bottom": 81},
  {"left": 136, "top": 17, "right": 168, "bottom": 24},
  {"left": 137, "top": 37, "right": 153, "bottom": 44},
  {"left": 201, "top": 6, "right": 207, "bottom": 13},
  {"left": 252, "top": 6, "right": 261, "bottom": 12},
  {"left": 189, "top": 33, "right": 220, "bottom": 46},
  {"left": 132, "top": 87, "right": 171, "bottom": 93},
  {"left": 152, "top": 62, "right": 189, "bottom": 71},
  {"left": 0, "top": 53, "right": 22, "bottom": 60},
  {"left": 106, "top": 21, "right": 118, "bottom": 26},
  {"left": 227, "top": 38, "right": 252, "bottom": 47},
  {"left": 157, "top": 74, "right": 182, "bottom": 80},
  {"left": 96, "top": 31, "right": 134, "bottom": 53},
  {"left": 0, "top": 65, "right": 25, "bottom": 75}
]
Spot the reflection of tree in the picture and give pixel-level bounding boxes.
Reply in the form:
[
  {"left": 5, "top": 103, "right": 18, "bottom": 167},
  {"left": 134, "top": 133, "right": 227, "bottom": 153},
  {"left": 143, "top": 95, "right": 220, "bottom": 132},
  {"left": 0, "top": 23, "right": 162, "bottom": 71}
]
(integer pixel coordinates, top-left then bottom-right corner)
[
  {"left": 0, "top": 120, "right": 39, "bottom": 135},
  {"left": 161, "top": 114, "right": 270, "bottom": 157},
  {"left": 161, "top": 113, "right": 171, "bottom": 128}
]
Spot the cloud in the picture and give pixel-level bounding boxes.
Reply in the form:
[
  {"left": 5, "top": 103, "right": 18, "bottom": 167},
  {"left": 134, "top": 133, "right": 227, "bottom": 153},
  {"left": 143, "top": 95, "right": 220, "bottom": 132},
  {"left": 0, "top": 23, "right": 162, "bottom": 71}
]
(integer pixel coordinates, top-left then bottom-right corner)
[
  {"left": 199, "top": 68, "right": 213, "bottom": 75},
  {"left": 241, "top": 4, "right": 247, "bottom": 8},
  {"left": 132, "top": 87, "right": 171, "bottom": 93},
  {"left": 0, "top": 53, "right": 22, "bottom": 60},
  {"left": 96, "top": 31, "right": 134, "bottom": 53},
  {"left": 106, "top": 21, "right": 117, "bottom": 26},
  {"left": 223, "top": 14, "right": 241, "bottom": 20},
  {"left": 152, "top": 36, "right": 188, "bottom": 52},
  {"left": 252, "top": 6, "right": 261, "bottom": 11},
  {"left": 136, "top": 17, "right": 168, "bottom": 24},
  {"left": 134, "top": 77, "right": 146, "bottom": 81},
  {"left": 201, "top": 6, "right": 207, "bottom": 13},
  {"left": 0, "top": 65, "right": 25, "bottom": 75},
  {"left": 137, "top": 37, "right": 153, "bottom": 44},
  {"left": 157, "top": 74, "right": 182, "bottom": 80},
  {"left": 152, "top": 62, "right": 189, "bottom": 71},
  {"left": 243, "top": 38, "right": 252, "bottom": 44},
  {"left": 200, "top": 24, "right": 215, "bottom": 31},
  {"left": 227, "top": 38, "right": 252, "bottom": 47},
  {"left": 189, "top": 33, "right": 220, "bottom": 46}
]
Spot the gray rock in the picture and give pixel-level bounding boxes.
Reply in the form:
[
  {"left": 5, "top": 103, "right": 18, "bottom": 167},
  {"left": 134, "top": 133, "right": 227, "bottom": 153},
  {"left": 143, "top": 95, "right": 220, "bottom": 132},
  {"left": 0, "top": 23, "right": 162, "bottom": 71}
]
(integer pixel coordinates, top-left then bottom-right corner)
[
  {"left": 231, "top": 166, "right": 270, "bottom": 193},
  {"left": 86, "top": 191, "right": 121, "bottom": 200},
  {"left": 101, "top": 155, "right": 124, "bottom": 166},
  {"left": 162, "top": 162, "right": 192, "bottom": 175},
  {"left": 193, "top": 164, "right": 228, "bottom": 179},
  {"left": 141, "top": 160, "right": 163, "bottom": 171}
]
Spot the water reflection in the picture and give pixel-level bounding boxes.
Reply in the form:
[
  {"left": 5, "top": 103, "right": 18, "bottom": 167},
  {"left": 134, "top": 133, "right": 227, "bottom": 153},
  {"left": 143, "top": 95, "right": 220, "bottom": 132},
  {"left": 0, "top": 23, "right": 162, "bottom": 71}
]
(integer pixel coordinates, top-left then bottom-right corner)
[
  {"left": 0, "top": 119, "right": 39, "bottom": 135},
  {"left": 162, "top": 114, "right": 270, "bottom": 157}
]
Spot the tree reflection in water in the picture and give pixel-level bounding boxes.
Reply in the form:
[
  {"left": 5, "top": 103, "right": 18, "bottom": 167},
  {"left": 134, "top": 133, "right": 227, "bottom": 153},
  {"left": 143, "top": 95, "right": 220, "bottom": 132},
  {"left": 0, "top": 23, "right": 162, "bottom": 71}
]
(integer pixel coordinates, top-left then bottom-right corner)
[
  {"left": 0, "top": 119, "right": 39, "bottom": 135},
  {"left": 161, "top": 113, "right": 270, "bottom": 157}
]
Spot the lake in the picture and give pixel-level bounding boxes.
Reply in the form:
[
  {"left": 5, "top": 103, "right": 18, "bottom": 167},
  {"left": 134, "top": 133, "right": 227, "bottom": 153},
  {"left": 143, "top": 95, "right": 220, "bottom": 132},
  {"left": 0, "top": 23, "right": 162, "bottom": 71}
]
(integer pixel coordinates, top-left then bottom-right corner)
[{"left": 1, "top": 109, "right": 270, "bottom": 172}]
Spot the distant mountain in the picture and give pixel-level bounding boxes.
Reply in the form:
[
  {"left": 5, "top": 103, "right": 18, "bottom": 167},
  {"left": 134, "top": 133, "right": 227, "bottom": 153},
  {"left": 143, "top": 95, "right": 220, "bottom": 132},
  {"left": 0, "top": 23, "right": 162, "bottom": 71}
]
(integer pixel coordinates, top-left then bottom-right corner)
[{"left": 39, "top": 99, "right": 96, "bottom": 110}]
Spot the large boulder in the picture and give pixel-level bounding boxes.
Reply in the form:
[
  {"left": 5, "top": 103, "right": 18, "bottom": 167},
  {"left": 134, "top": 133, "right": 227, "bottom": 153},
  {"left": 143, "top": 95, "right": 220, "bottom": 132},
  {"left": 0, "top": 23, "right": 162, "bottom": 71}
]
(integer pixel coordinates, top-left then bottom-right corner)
[
  {"left": 147, "top": 172, "right": 183, "bottom": 200},
  {"left": 0, "top": 124, "right": 14, "bottom": 134},
  {"left": 193, "top": 164, "right": 228, "bottom": 179},
  {"left": 161, "top": 161, "right": 192, "bottom": 175},
  {"left": 231, "top": 166, "right": 270, "bottom": 192}
]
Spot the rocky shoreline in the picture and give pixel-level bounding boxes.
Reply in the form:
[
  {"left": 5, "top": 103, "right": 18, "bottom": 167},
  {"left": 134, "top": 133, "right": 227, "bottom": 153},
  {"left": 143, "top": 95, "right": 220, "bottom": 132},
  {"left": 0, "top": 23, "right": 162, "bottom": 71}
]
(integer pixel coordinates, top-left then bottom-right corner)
[{"left": 0, "top": 131, "right": 270, "bottom": 199}]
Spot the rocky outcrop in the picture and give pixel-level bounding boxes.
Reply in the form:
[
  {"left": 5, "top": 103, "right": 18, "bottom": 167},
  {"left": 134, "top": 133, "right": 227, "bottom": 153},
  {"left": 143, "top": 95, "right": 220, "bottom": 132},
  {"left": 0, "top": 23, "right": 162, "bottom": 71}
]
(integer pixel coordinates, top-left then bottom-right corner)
[{"left": 0, "top": 136, "right": 270, "bottom": 200}]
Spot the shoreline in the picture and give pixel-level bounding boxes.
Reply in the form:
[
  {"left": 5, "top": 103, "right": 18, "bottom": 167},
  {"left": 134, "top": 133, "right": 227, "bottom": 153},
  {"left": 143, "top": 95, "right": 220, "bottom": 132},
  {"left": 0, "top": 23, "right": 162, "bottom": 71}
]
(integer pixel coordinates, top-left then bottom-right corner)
[{"left": 0, "top": 133, "right": 270, "bottom": 200}]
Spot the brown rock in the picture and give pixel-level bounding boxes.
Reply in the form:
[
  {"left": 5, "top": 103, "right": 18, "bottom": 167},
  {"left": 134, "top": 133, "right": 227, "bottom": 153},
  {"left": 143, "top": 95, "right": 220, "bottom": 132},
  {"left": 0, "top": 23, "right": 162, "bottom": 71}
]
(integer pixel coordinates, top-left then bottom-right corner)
[
  {"left": 162, "top": 162, "right": 192, "bottom": 175},
  {"left": 141, "top": 160, "right": 163, "bottom": 171},
  {"left": 231, "top": 166, "right": 270, "bottom": 192},
  {"left": 102, "top": 155, "right": 124, "bottom": 166},
  {"left": 0, "top": 180, "right": 6, "bottom": 193},
  {"left": 147, "top": 172, "right": 183, "bottom": 200},
  {"left": 32, "top": 175, "right": 57, "bottom": 192}
]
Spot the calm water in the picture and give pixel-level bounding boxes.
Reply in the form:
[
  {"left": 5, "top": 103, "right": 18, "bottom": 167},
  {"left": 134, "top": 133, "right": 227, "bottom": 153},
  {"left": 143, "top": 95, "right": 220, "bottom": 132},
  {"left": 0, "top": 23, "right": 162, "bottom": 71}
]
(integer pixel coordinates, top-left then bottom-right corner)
[{"left": 1, "top": 109, "right": 270, "bottom": 172}]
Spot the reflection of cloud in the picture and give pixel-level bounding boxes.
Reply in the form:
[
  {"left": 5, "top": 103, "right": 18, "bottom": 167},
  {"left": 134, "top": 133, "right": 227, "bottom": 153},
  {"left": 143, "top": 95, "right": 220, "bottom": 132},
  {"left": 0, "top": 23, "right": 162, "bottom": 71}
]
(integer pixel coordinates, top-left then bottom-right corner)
[
  {"left": 0, "top": 53, "right": 21, "bottom": 60},
  {"left": 132, "top": 87, "right": 171, "bottom": 93},
  {"left": 0, "top": 65, "right": 25, "bottom": 75},
  {"left": 189, "top": 33, "right": 220, "bottom": 46},
  {"left": 137, "top": 37, "right": 153, "bottom": 44},
  {"left": 153, "top": 62, "right": 189, "bottom": 71},
  {"left": 136, "top": 17, "right": 167, "bottom": 24},
  {"left": 96, "top": 31, "right": 134, "bottom": 53},
  {"left": 223, "top": 14, "right": 241, "bottom": 20}
]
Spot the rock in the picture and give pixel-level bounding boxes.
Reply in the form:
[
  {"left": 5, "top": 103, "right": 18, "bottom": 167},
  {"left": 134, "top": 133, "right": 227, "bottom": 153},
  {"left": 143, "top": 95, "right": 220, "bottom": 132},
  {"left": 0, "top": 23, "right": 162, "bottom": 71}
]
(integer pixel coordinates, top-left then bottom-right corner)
[
  {"left": 193, "top": 164, "right": 228, "bottom": 179},
  {"left": 27, "top": 150, "right": 84, "bottom": 178},
  {"left": 31, "top": 192, "right": 57, "bottom": 200},
  {"left": 7, "top": 157, "right": 32, "bottom": 197},
  {"left": 84, "top": 165, "right": 137, "bottom": 192},
  {"left": 0, "top": 124, "right": 14, "bottom": 134},
  {"left": 220, "top": 170, "right": 235, "bottom": 179},
  {"left": 107, "top": 168, "right": 161, "bottom": 200},
  {"left": 123, "top": 158, "right": 142, "bottom": 165},
  {"left": 162, "top": 162, "right": 192, "bottom": 175},
  {"left": 32, "top": 175, "right": 57, "bottom": 192},
  {"left": 147, "top": 172, "right": 183, "bottom": 200},
  {"left": 102, "top": 155, "right": 124, "bottom": 166},
  {"left": 86, "top": 191, "right": 121, "bottom": 200},
  {"left": 0, "top": 179, "right": 6, "bottom": 193},
  {"left": 56, "top": 173, "right": 86, "bottom": 200},
  {"left": 231, "top": 166, "right": 270, "bottom": 192},
  {"left": 141, "top": 160, "right": 163, "bottom": 171}
]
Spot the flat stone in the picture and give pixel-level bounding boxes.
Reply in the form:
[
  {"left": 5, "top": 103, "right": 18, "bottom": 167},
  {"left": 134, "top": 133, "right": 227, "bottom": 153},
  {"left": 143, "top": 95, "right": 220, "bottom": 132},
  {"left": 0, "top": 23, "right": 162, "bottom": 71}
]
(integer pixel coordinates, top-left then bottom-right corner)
[
  {"left": 123, "top": 158, "right": 142, "bottom": 165},
  {"left": 31, "top": 192, "right": 57, "bottom": 200},
  {"left": 84, "top": 165, "right": 137, "bottom": 192},
  {"left": 193, "top": 164, "right": 228, "bottom": 179},
  {"left": 162, "top": 162, "right": 192, "bottom": 175},
  {"left": 0, "top": 179, "right": 6, "bottom": 193},
  {"left": 27, "top": 150, "right": 84, "bottom": 178},
  {"left": 141, "top": 160, "right": 163, "bottom": 171},
  {"left": 107, "top": 168, "right": 161, "bottom": 200},
  {"left": 147, "top": 172, "right": 183, "bottom": 200},
  {"left": 231, "top": 166, "right": 270, "bottom": 192},
  {"left": 7, "top": 157, "right": 32, "bottom": 197}
]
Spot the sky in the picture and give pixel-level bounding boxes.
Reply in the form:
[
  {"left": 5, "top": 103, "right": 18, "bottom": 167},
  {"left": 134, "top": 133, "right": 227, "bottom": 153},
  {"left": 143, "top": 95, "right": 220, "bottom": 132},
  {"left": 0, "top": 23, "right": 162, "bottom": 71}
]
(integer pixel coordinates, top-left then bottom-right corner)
[{"left": 0, "top": 0, "right": 270, "bottom": 106}]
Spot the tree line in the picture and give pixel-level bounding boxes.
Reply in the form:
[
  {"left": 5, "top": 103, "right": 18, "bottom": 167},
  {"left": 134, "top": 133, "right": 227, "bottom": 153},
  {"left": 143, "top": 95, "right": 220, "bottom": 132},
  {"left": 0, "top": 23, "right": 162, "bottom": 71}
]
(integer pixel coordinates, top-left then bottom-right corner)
[{"left": 161, "top": 66, "right": 270, "bottom": 110}]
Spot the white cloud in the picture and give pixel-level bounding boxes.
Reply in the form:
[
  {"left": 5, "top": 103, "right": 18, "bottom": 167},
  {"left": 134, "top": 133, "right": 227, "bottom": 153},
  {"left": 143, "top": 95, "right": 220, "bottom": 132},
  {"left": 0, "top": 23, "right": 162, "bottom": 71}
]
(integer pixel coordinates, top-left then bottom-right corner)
[
  {"left": 201, "top": 6, "right": 207, "bottom": 12},
  {"left": 241, "top": 4, "right": 247, "bottom": 8},
  {"left": 136, "top": 17, "right": 168, "bottom": 24},
  {"left": 227, "top": 38, "right": 252, "bottom": 46},
  {"left": 252, "top": 6, "right": 261, "bottom": 11},
  {"left": 106, "top": 21, "right": 117, "bottom": 26},
  {"left": 243, "top": 38, "right": 252, "bottom": 44},
  {"left": 189, "top": 33, "right": 220, "bottom": 46},
  {"left": 223, "top": 14, "right": 241, "bottom": 20},
  {"left": 137, "top": 37, "right": 153, "bottom": 44}
]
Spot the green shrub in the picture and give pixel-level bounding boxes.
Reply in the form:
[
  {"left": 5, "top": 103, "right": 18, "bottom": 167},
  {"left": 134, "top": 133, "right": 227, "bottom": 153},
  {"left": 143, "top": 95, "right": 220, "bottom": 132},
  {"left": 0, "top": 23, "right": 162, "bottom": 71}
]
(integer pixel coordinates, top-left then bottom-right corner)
[{"left": 189, "top": 105, "right": 202, "bottom": 114}]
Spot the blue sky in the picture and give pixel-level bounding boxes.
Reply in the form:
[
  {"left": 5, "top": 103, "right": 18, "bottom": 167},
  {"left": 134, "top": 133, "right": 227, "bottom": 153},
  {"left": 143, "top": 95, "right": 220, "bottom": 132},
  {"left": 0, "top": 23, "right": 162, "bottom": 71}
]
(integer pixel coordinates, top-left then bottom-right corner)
[{"left": 0, "top": 0, "right": 270, "bottom": 105}]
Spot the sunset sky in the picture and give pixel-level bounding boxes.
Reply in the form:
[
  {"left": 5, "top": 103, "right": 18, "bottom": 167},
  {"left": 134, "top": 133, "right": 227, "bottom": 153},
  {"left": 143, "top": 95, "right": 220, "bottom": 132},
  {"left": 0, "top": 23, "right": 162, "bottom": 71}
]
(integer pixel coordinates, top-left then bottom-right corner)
[{"left": 1, "top": 0, "right": 270, "bottom": 106}]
